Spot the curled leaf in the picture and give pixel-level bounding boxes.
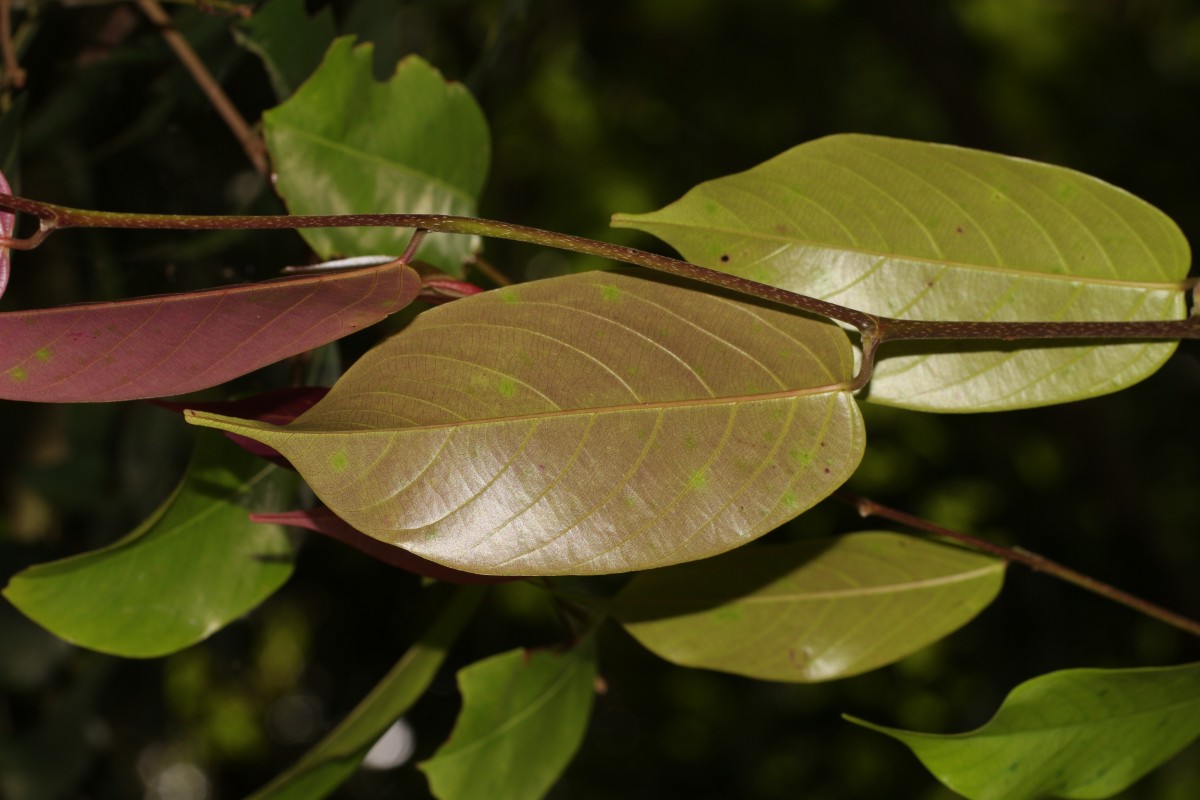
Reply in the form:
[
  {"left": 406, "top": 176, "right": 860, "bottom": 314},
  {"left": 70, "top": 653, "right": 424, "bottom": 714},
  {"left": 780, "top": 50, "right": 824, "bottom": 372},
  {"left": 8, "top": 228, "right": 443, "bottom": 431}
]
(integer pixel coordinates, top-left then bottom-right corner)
[{"left": 187, "top": 271, "right": 864, "bottom": 576}]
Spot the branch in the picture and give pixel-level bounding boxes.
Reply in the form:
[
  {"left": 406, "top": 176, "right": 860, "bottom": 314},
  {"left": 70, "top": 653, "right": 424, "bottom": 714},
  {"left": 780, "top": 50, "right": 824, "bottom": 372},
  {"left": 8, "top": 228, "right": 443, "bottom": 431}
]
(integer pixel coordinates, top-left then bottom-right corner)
[{"left": 835, "top": 490, "right": 1200, "bottom": 640}]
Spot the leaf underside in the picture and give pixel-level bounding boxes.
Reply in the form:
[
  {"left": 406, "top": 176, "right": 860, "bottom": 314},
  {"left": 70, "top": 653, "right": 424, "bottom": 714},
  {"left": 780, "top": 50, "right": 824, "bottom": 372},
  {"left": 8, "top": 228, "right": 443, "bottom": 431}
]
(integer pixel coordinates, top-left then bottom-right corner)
[
  {"left": 614, "top": 134, "right": 1191, "bottom": 412},
  {"left": 848, "top": 661, "right": 1200, "bottom": 800},
  {"left": 263, "top": 36, "right": 491, "bottom": 273},
  {"left": 187, "top": 271, "right": 865, "bottom": 576},
  {"left": 0, "top": 261, "right": 420, "bottom": 402},
  {"left": 0, "top": 166, "right": 11, "bottom": 299},
  {"left": 610, "top": 532, "right": 1004, "bottom": 682}
]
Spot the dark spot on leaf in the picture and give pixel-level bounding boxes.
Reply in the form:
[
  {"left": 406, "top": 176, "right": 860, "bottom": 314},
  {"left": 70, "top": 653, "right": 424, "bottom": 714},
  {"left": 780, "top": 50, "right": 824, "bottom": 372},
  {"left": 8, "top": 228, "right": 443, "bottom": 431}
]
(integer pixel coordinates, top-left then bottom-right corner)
[
  {"left": 955, "top": 226, "right": 964, "bottom": 234},
  {"left": 823, "top": 467, "right": 831, "bottom": 474},
  {"left": 719, "top": 254, "right": 730, "bottom": 263}
]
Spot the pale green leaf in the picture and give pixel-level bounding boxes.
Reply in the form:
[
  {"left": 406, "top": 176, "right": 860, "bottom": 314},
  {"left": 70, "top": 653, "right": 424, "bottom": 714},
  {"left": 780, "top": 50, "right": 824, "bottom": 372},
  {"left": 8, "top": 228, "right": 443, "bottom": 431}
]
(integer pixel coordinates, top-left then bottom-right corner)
[
  {"left": 419, "top": 636, "right": 597, "bottom": 800},
  {"left": 248, "top": 586, "right": 484, "bottom": 800},
  {"left": 2, "top": 434, "right": 296, "bottom": 658},
  {"left": 614, "top": 134, "right": 1190, "bottom": 412},
  {"left": 186, "top": 271, "right": 865, "bottom": 575},
  {"left": 609, "top": 532, "right": 1003, "bottom": 682},
  {"left": 263, "top": 37, "right": 490, "bottom": 273},
  {"left": 848, "top": 661, "right": 1200, "bottom": 799}
]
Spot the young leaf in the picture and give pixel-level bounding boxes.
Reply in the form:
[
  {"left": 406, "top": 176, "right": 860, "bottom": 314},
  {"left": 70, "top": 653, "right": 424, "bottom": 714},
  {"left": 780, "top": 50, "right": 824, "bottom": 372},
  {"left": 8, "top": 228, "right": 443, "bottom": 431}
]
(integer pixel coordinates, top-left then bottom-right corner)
[
  {"left": 233, "top": 0, "right": 336, "bottom": 100},
  {"left": 0, "top": 166, "right": 12, "bottom": 299},
  {"left": 418, "top": 636, "right": 598, "bottom": 800},
  {"left": 848, "top": 661, "right": 1200, "bottom": 800},
  {"left": 2, "top": 433, "right": 296, "bottom": 658},
  {"left": 186, "top": 271, "right": 865, "bottom": 576},
  {"left": 0, "top": 261, "right": 419, "bottom": 402},
  {"left": 247, "top": 585, "right": 484, "bottom": 800},
  {"left": 263, "top": 37, "right": 490, "bottom": 274},
  {"left": 609, "top": 532, "right": 1003, "bottom": 682},
  {"left": 614, "top": 134, "right": 1190, "bottom": 412}
]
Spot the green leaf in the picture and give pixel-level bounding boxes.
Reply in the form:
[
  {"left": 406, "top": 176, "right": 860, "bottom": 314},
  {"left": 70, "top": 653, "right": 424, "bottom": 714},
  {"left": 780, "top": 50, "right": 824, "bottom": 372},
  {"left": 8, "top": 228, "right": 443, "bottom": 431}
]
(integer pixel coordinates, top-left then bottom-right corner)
[
  {"left": 234, "top": 0, "right": 336, "bottom": 100},
  {"left": 185, "top": 271, "right": 865, "bottom": 576},
  {"left": 3, "top": 434, "right": 296, "bottom": 658},
  {"left": 248, "top": 586, "right": 484, "bottom": 800},
  {"left": 847, "top": 661, "right": 1200, "bottom": 799},
  {"left": 614, "top": 134, "right": 1190, "bottom": 412},
  {"left": 419, "top": 635, "right": 598, "bottom": 800},
  {"left": 609, "top": 532, "right": 1003, "bottom": 682},
  {"left": 263, "top": 36, "right": 490, "bottom": 273}
]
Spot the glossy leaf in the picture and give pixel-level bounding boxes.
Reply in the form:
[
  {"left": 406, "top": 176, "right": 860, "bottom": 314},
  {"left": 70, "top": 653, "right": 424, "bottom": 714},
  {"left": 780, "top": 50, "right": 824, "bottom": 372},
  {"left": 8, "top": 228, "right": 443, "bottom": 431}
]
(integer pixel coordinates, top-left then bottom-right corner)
[
  {"left": 186, "top": 271, "right": 865, "bottom": 575},
  {"left": 234, "top": 0, "right": 336, "bottom": 100},
  {"left": 848, "top": 661, "right": 1200, "bottom": 800},
  {"left": 419, "top": 636, "right": 597, "bottom": 800},
  {"left": 609, "top": 532, "right": 1003, "bottom": 682},
  {"left": 248, "top": 586, "right": 483, "bottom": 800},
  {"left": 614, "top": 134, "right": 1190, "bottom": 412},
  {"left": 0, "top": 166, "right": 12, "bottom": 298},
  {"left": 2, "top": 434, "right": 296, "bottom": 658},
  {"left": 252, "top": 507, "right": 515, "bottom": 585},
  {"left": 0, "top": 261, "right": 419, "bottom": 402},
  {"left": 263, "top": 37, "right": 490, "bottom": 273}
]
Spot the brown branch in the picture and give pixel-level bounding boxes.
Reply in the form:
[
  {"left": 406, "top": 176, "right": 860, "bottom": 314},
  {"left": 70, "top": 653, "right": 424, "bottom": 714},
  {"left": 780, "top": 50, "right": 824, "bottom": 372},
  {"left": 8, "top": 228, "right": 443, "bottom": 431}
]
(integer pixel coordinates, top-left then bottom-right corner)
[
  {"left": 835, "top": 490, "right": 1200, "bottom": 639},
  {"left": 134, "top": 0, "right": 267, "bottom": 175},
  {"left": 0, "top": 0, "right": 26, "bottom": 90}
]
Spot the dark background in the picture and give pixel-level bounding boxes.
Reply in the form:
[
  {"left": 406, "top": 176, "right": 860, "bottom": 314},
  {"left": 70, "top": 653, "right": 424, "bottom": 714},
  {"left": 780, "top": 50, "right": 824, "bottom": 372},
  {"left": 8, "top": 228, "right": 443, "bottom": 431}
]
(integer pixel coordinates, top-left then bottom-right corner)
[{"left": 2, "top": 1, "right": 1199, "bottom": 798}]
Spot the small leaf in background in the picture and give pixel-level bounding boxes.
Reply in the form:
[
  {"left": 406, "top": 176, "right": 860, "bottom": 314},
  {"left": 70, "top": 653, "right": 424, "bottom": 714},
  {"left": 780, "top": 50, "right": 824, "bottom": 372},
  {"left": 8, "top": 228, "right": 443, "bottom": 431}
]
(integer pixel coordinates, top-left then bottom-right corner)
[
  {"left": 186, "top": 271, "right": 864, "bottom": 575},
  {"left": 609, "top": 532, "right": 1003, "bottom": 682},
  {"left": 263, "top": 37, "right": 491, "bottom": 274},
  {"left": 419, "top": 635, "right": 598, "bottom": 800},
  {"left": 233, "top": 0, "right": 336, "bottom": 101},
  {"left": 847, "top": 661, "right": 1200, "bottom": 800},
  {"left": 252, "top": 507, "right": 516, "bottom": 585},
  {"left": 0, "top": 261, "right": 419, "bottom": 402},
  {"left": 2, "top": 434, "right": 297, "bottom": 658},
  {"left": 614, "top": 134, "right": 1190, "bottom": 412},
  {"left": 248, "top": 585, "right": 484, "bottom": 800},
  {"left": 0, "top": 165, "right": 13, "bottom": 299}
]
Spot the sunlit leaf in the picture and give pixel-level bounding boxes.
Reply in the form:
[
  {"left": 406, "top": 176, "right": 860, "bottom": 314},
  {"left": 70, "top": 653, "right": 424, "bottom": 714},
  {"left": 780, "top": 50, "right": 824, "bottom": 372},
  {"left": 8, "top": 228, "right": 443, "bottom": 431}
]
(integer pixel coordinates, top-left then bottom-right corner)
[
  {"left": 2, "top": 434, "right": 296, "bottom": 658},
  {"left": 186, "top": 271, "right": 865, "bottom": 575},
  {"left": 419, "top": 635, "right": 597, "bottom": 800},
  {"left": 234, "top": 0, "right": 336, "bottom": 100},
  {"left": 847, "top": 661, "right": 1200, "bottom": 800},
  {"left": 252, "top": 507, "right": 515, "bottom": 585},
  {"left": 614, "top": 134, "right": 1190, "bottom": 412},
  {"left": 263, "top": 37, "right": 490, "bottom": 273},
  {"left": 248, "top": 586, "right": 483, "bottom": 800},
  {"left": 609, "top": 532, "right": 1003, "bottom": 682},
  {"left": 0, "top": 261, "right": 419, "bottom": 402}
]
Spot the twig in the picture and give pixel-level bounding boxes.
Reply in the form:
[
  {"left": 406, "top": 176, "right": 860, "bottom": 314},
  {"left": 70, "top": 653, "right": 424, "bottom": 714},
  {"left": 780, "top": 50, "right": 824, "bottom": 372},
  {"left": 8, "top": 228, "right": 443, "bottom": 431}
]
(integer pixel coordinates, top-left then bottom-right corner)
[
  {"left": 0, "top": 0, "right": 26, "bottom": 89},
  {"left": 465, "top": 252, "right": 512, "bottom": 286},
  {"left": 835, "top": 490, "right": 1200, "bottom": 639},
  {"left": 134, "top": 0, "right": 267, "bottom": 175}
]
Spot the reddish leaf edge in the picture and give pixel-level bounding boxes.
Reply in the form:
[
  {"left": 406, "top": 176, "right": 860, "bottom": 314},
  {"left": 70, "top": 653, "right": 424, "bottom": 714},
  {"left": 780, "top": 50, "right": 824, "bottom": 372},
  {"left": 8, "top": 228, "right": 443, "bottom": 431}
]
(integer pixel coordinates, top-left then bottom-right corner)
[
  {"left": 253, "top": 507, "right": 517, "bottom": 585},
  {"left": 0, "top": 167, "right": 12, "bottom": 299}
]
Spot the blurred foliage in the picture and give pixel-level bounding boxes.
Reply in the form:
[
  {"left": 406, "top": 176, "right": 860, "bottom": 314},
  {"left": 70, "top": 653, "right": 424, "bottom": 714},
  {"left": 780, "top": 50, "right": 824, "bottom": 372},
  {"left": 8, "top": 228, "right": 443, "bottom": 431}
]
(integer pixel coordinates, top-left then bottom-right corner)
[{"left": 1, "top": 0, "right": 1199, "bottom": 798}]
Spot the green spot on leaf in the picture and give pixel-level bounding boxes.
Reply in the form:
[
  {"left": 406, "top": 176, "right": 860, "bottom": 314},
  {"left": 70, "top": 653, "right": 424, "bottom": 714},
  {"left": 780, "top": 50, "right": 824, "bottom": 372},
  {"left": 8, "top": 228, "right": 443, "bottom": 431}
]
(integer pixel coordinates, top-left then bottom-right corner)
[
  {"left": 9, "top": 366, "right": 26, "bottom": 382},
  {"left": 498, "top": 377, "right": 516, "bottom": 397},
  {"left": 34, "top": 347, "right": 51, "bottom": 362},
  {"left": 687, "top": 469, "right": 708, "bottom": 490},
  {"left": 600, "top": 284, "right": 621, "bottom": 302},
  {"left": 790, "top": 449, "right": 813, "bottom": 466},
  {"left": 329, "top": 451, "right": 349, "bottom": 473}
]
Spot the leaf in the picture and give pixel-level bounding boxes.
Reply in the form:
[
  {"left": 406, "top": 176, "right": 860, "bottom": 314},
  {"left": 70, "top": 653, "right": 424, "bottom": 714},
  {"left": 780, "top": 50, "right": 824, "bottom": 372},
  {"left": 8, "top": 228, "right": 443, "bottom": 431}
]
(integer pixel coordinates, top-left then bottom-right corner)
[
  {"left": 263, "top": 37, "right": 491, "bottom": 273},
  {"left": 419, "top": 636, "right": 598, "bottom": 800},
  {"left": 2, "top": 434, "right": 296, "bottom": 658},
  {"left": 248, "top": 585, "right": 483, "bottom": 800},
  {"left": 609, "top": 532, "right": 1003, "bottom": 682},
  {"left": 234, "top": 0, "right": 336, "bottom": 100},
  {"left": 252, "top": 507, "right": 516, "bottom": 585},
  {"left": 0, "top": 261, "right": 419, "bottom": 402},
  {"left": 614, "top": 134, "right": 1190, "bottom": 412},
  {"left": 0, "top": 165, "right": 13, "bottom": 299},
  {"left": 185, "top": 271, "right": 865, "bottom": 576},
  {"left": 847, "top": 661, "right": 1200, "bottom": 800}
]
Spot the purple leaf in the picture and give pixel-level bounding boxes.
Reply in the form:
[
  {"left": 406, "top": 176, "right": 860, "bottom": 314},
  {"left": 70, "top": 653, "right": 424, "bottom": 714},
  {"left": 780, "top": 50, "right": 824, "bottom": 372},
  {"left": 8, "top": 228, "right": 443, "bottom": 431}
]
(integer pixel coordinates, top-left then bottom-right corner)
[
  {"left": 0, "top": 262, "right": 420, "bottom": 402},
  {"left": 252, "top": 507, "right": 516, "bottom": 585},
  {"left": 0, "top": 169, "right": 12, "bottom": 299}
]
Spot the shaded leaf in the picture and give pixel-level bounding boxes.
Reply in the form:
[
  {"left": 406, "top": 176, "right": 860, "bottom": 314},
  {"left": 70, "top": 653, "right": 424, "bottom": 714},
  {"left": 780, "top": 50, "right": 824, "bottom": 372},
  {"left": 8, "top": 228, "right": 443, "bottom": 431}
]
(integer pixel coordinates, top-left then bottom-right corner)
[
  {"left": 186, "top": 271, "right": 865, "bottom": 575},
  {"left": 614, "top": 134, "right": 1190, "bottom": 412},
  {"left": 609, "top": 532, "right": 1003, "bottom": 682},
  {"left": 2, "top": 434, "right": 296, "bottom": 658},
  {"left": 253, "top": 507, "right": 516, "bottom": 585},
  {"left": 263, "top": 37, "right": 490, "bottom": 273},
  {"left": 419, "top": 636, "right": 597, "bottom": 800},
  {"left": 248, "top": 585, "right": 483, "bottom": 800},
  {"left": 0, "top": 261, "right": 419, "bottom": 402},
  {"left": 234, "top": 0, "right": 336, "bottom": 100},
  {"left": 847, "top": 661, "right": 1200, "bottom": 800}
]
